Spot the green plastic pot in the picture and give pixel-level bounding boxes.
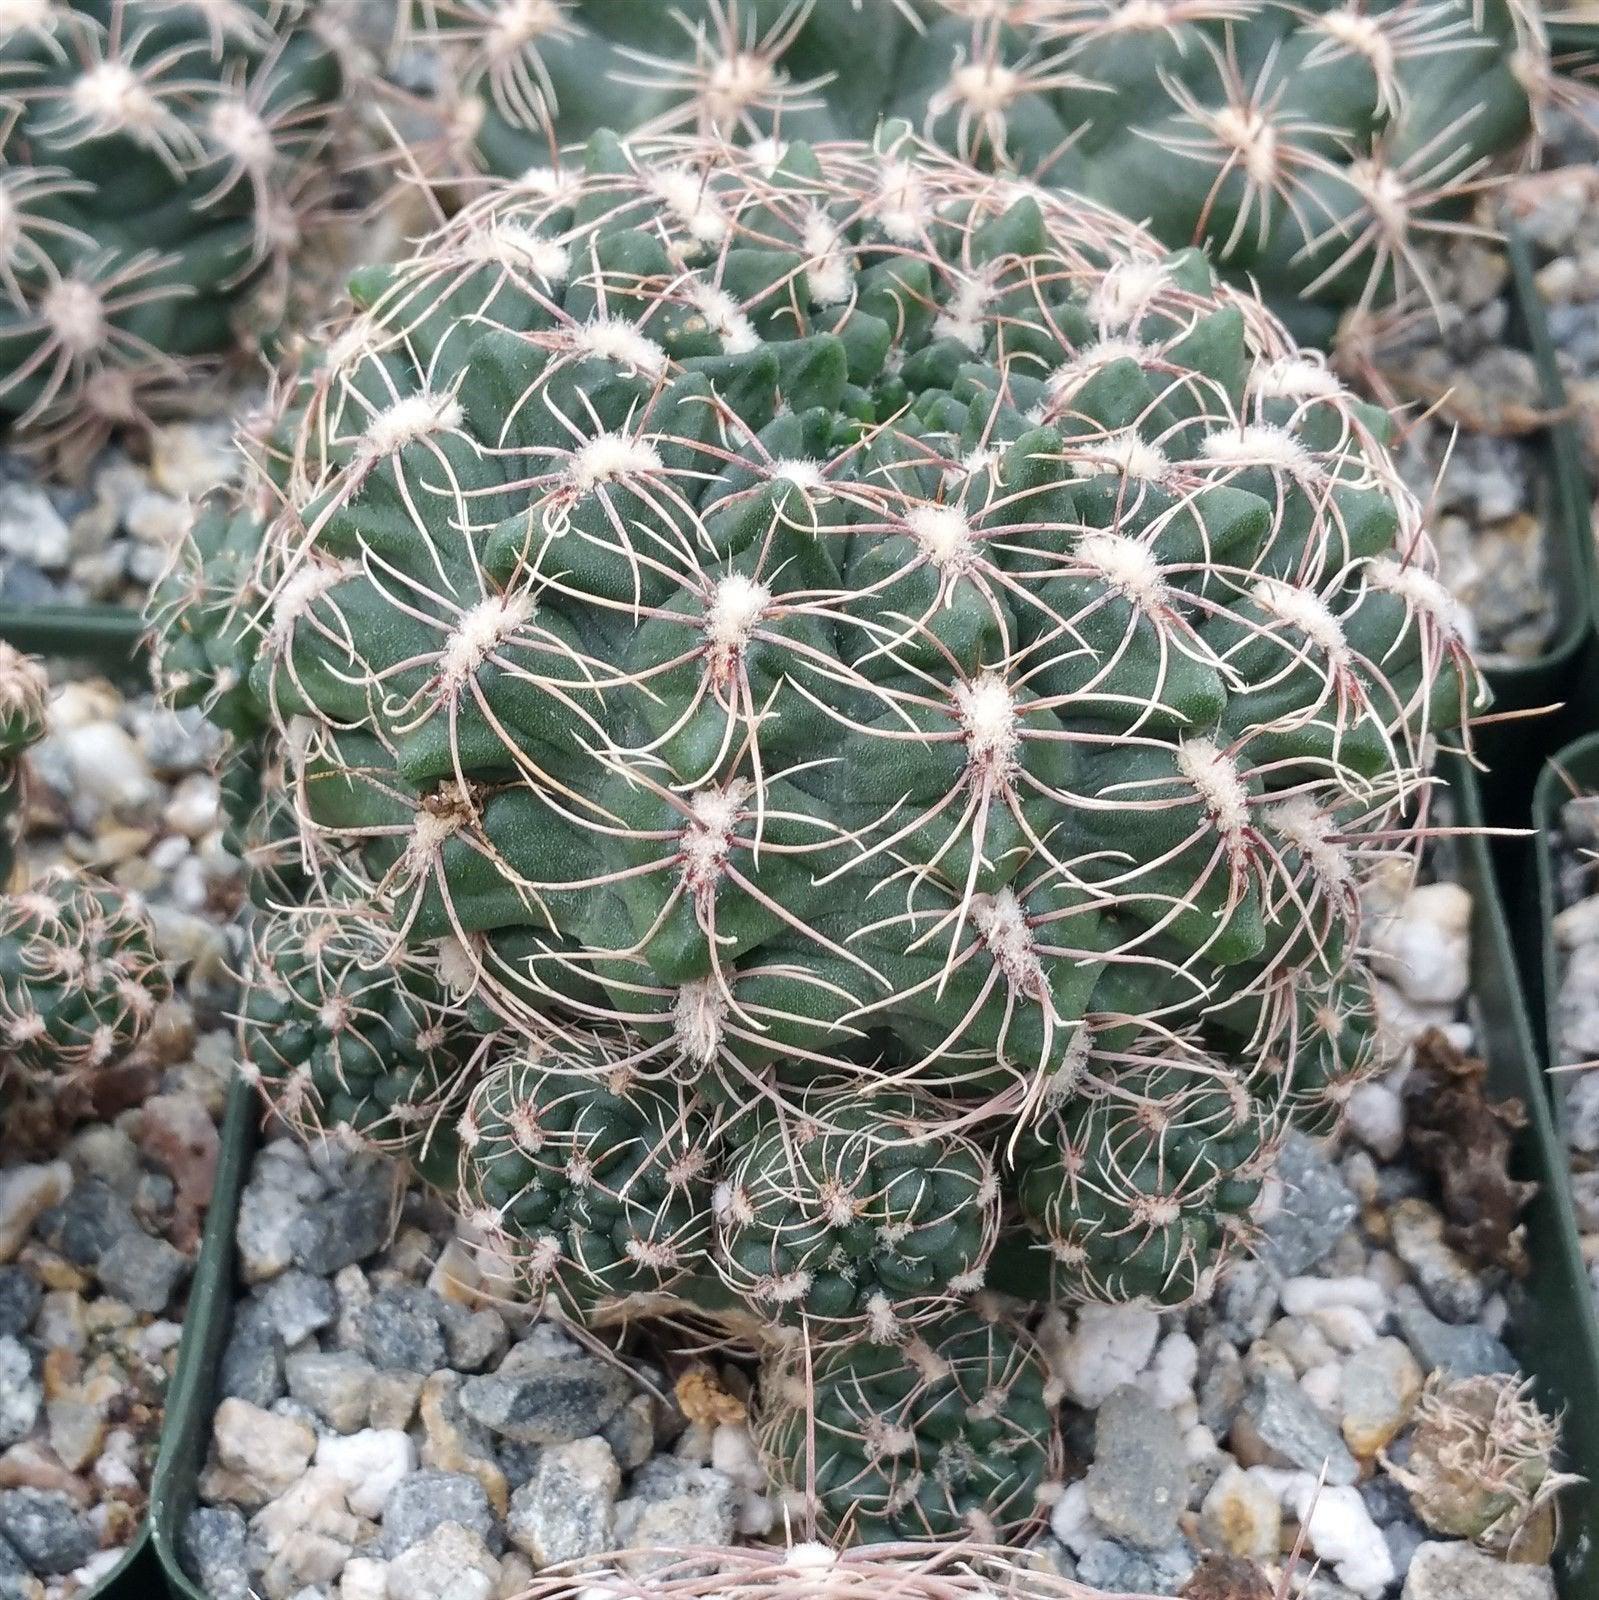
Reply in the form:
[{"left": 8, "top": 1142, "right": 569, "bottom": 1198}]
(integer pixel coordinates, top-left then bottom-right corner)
[
  {"left": 148, "top": 1074, "right": 256, "bottom": 1600},
  {"left": 0, "top": 605, "right": 144, "bottom": 674}
]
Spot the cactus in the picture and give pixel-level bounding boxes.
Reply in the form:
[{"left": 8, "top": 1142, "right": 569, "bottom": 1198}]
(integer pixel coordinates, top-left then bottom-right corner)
[
  {"left": 0, "top": 0, "right": 345, "bottom": 464},
  {"left": 457, "top": 1030, "right": 716, "bottom": 1318},
  {"left": 399, "top": 0, "right": 1546, "bottom": 330},
  {"left": 0, "top": 643, "right": 48, "bottom": 882},
  {"left": 713, "top": 1083, "right": 1001, "bottom": 1344},
  {"left": 757, "top": 1303, "right": 1062, "bottom": 1542},
  {"left": 0, "top": 868, "right": 172, "bottom": 1100},
  {"left": 239, "top": 901, "right": 477, "bottom": 1170},
  {"left": 1387, "top": 1373, "right": 1577, "bottom": 1557}
]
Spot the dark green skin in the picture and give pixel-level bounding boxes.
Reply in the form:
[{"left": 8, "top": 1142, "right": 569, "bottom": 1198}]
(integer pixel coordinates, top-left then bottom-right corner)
[
  {"left": 0, "top": 1, "right": 342, "bottom": 429},
  {"left": 761, "top": 1308, "right": 1059, "bottom": 1541}
]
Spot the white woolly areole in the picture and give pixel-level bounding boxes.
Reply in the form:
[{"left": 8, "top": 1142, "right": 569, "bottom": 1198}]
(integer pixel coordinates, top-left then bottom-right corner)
[
  {"left": 1252, "top": 577, "right": 1349, "bottom": 661},
  {"left": 71, "top": 62, "right": 165, "bottom": 139},
  {"left": 772, "top": 457, "right": 824, "bottom": 490},
  {"left": 1042, "top": 1024, "right": 1094, "bottom": 1111},
  {"left": 434, "top": 937, "right": 478, "bottom": 997},
  {"left": 485, "top": 0, "right": 563, "bottom": 54},
  {"left": 747, "top": 137, "right": 787, "bottom": 175},
  {"left": 933, "top": 271, "right": 993, "bottom": 352},
  {"left": 1048, "top": 336, "right": 1146, "bottom": 397},
  {"left": 802, "top": 210, "right": 853, "bottom": 305},
  {"left": 41, "top": 277, "right": 107, "bottom": 356},
  {"left": 705, "top": 573, "right": 771, "bottom": 665},
  {"left": 1076, "top": 530, "right": 1168, "bottom": 611},
  {"left": 682, "top": 781, "right": 747, "bottom": 886},
  {"left": 674, "top": 976, "right": 727, "bottom": 1065},
  {"left": 513, "top": 165, "right": 578, "bottom": 203},
  {"left": 1249, "top": 354, "right": 1343, "bottom": 401},
  {"left": 207, "top": 95, "right": 273, "bottom": 171},
  {"left": 907, "top": 503, "right": 977, "bottom": 572},
  {"left": 877, "top": 159, "right": 929, "bottom": 244},
  {"left": 1316, "top": 6, "right": 1395, "bottom": 81},
  {"left": 971, "top": 887, "right": 1048, "bottom": 1000},
  {"left": 1349, "top": 158, "right": 1410, "bottom": 239},
  {"left": 1201, "top": 423, "right": 1313, "bottom": 473},
  {"left": 1076, "top": 429, "right": 1168, "bottom": 483},
  {"left": 359, "top": 390, "right": 463, "bottom": 458},
  {"left": 947, "top": 59, "right": 1020, "bottom": 115},
  {"left": 440, "top": 591, "right": 535, "bottom": 691},
  {"left": 955, "top": 671, "right": 1020, "bottom": 772},
  {"left": 1101, "top": 0, "right": 1179, "bottom": 30},
  {"left": 266, "top": 559, "right": 350, "bottom": 648},
  {"left": 571, "top": 317, "right": 668, "bottom": 377},
  {"left": 568, "top": 432, "right": 663, "bottom": 491},
  {"left": 1087, "top": 257, "right": 1169, "bottom": 331},
  {"left": 686, "top": 281, "right": 759, "bottom": 355},
  {"left": 1212, "top": 104, "right": 1279, "bottom": 189},
  {"left": 783, "top": 1544, "right": 839, "bottom": 1572},
  {"left": 1177, "top": 736, "right": 1251, "bottom": 845},
  {"left": 467, "top": 221, "right": 569, "bottom": 281},
  {"left": 1366, "top": 557, "right": 1464, "bottom": 637},
  {"left": 1269, "top": 794, "right": 1351, "bottom": 893},
  {"left": 702, "top": 49, "right": 776, "bottom": 124},
  {"left": 650, "top": 167, "right": 730, "bottom": 244}
]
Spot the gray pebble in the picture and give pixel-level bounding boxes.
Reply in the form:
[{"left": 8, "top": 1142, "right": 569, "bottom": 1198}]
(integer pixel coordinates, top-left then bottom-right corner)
[
  {"left": 1259, "top": 1135, "right": 1357, "bottom": 1275},
  {"left": 235, "top": 1183, "right": 307, "bottom": 1285},
  {"left": 290, "top": 1160, "right": 401, "bottom": 1276},
  {"left": 37, "top": 1179, "right": 139, "bottom": 1268},
  {"left": 362, "top": 1286, "right": 447, "bottom": 1374},
  {"left": 95, "top": 1228, "right": 189, "bottom": 1313},
  {"left": 1389, "top": 1200, "right": 1486, "bottom": 1324},
  {"left": 506, "top": 1437, "right": 619, "bottom": 1566},
  {"left": 0, "top": 1532, "right": 31, "bottom": 1600},
  {"left": 286, "top": 1350, "right": 377, "bottom": 1434},
  {"left": 459, "top": 1346, "right": 633, "bottom": 1445},
  {"left": 0, "top": 1339, "right": 40, "bottom": 1449},
  {"left": 380, "top": 1470, "right": 502, "bottom": 1557},
  {"left": 1075, "top": 1538, "right": 1195, "bottom": 1598},
  {"left": 0, "top": 1273, "right": 38, "bottom": 1343},
  {"left": 180, "top": 1505, "right": 252, "bottom": 1600},
  {"left": 612, "top": 1460, "right": 736, "bottom": 1579},
  {"left": 1394, "top": 1292, "right": 1515, "bottom": 1379},
  {"left": 1236, "top": 1371, "right": 1359, "bottom": 1487},
  {"left": 1401, "top": 1541, "right": 1555, "bottom": 1599},
  {"left": 219, "top": 1300, "right": 287, "bottom": 1409},
  {"left": 0, "top": 1490, "right": 96, "bottom": 1576},
  {"left": 1084, "top": 1386, "right": 1188, "bottom": 1550},
  {"left": 262, "top": 1271, "right": 339, "bottom": 1347},
  {"left": 439, "top": 1304, "right": 508, "bottom": 1374}
]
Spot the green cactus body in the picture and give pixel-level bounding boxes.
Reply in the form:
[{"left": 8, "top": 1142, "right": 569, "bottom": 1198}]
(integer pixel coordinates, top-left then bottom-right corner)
[
  {"left": 713, "top": 1082, "right": 1001, "bottom": 1343},
  {"left": 757, "top": 1304, "right": 1061, "bottom": 1541},
  {"left": 0, "top": 644, "right": 48, "bottom": 883},
  {"left": 0, "top": 0, "right": 343, "bottom": 459},
  {"left": 240, "top": 905, "right": 474, "bottom": 1164},
  {"left": 458, "top": 1033, "right": 715, "bottom": 1317},
  {"left": 0, "top": 869, "right": 172, "bottom": 1092},
  {"left": 403, "top": 0, "right": 1544, "bottom": 329}
]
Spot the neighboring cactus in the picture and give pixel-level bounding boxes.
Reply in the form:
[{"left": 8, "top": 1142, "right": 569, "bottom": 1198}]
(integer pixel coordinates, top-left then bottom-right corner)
[
  {"left": 0, "top": 643, "right": 48, "bottom": 881},
  {"left": 238, "top": 901, "right": 476, "bottom": 1167},
  {"left": 0, "top": 0, "right": 345, "bottom": 464},
  {"left": 458, "top": 1031, "right": 716, "bottom": 1318},
  {"left": 757, "top": 1303, "right": 1062, "bottom": 1542},
  {"left": 1387, "top": 1373, "right": 1577, "bottom": 1557},
  {"left": 399, "top": 0, "right": 1546, "bottom": 329},
  {"left": 0, "top": 869, "right": 172, "bottom": 1098}
]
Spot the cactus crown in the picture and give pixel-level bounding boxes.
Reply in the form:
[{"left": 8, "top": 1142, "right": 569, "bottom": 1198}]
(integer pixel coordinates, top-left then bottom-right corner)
[{"left": 0, "top": 0, "right": 344, "bottom": 462}]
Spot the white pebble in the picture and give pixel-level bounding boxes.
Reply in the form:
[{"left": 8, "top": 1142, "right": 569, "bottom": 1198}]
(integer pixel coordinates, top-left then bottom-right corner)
[
  {"left": 316, "top": 1429, "right": 417, "bottom": 1519},
  {"left": 1300, "top": 1362, "right": 1344, "bottom": 1413},
  {"left": 1312, "top": 1305, "right": 1380, "bottom": 1353},
  {"left": 710, "top": 1423, "right": 766, "bottom": 1491},
  {"left": 1345, "top": 1081, "right": 1405, "bottom": 1159},
  {"left": 1280, "top": 1277, "right": 1389, "bottom": 1318},
  {"left": 1048, "top": 1480, "right": 1104, "bottom": 1554},
  {"left": 1058, "top": 1304, "right": 1159, "bottom": 1407},
  {"left": 343, "top": 1558, "right": 390, "bottom": 1600},
  {"left": 1147, "top": 1331, "right": 1198, "bottom": 1410},
  {"left": 1283, "top": 1478, "right": 1395, "bottom": 1598}
]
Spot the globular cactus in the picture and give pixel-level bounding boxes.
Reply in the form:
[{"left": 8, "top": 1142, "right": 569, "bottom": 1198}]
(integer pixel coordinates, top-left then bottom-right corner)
[
  {"left": 457, "top": 1031, "right": 716, "bottom": 1319},
  {"left": 398, "top": 0, "right": 1546, "bottom": 330},
  {"left": 0, "top": 643, "right": 48, "bottom": 882},
  {"left": 0, "top": 0, "right": 345, "bottom": 464},
  {"left": 0, "top": 868, "right": 172, "bottom": 1100},
  {"left": 1387, "top": 1373, "right": 1578, "bottom": 1557},
  {"left": 173, "top": 124, "right": 1481, "bottom": 1534},
  {"left": 757, "top": 1303, "right": 1062, "bottom": 1542},
  {"left": 239, "top": 902, "right": 477, "bottom": 1172},
  {"left": 713, "top": 1083, "right": 1000, "bottom": 1345}
]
